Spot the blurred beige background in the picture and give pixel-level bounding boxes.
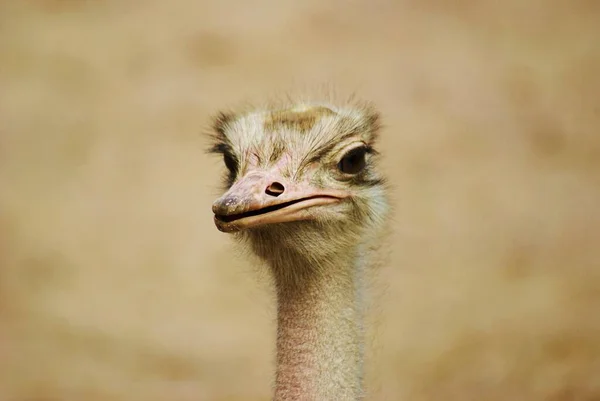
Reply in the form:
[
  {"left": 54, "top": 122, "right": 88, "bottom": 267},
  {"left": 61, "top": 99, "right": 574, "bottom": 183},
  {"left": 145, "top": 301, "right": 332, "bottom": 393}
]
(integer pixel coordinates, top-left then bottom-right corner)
[{"left": 1, "top": 1, "right": 599, "bottom": 400}]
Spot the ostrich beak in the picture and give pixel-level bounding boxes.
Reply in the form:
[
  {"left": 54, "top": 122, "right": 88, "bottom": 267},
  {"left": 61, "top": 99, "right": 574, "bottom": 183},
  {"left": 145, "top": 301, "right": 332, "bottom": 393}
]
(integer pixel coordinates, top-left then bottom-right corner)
[{"left": 212, "top": 171, "right": 348, "bottom": 232}]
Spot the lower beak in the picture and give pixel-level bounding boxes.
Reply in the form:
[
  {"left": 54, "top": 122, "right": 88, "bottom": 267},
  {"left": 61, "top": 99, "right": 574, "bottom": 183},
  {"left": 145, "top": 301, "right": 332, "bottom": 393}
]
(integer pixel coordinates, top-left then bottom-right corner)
[{"left": 212, "top": 173, "right": 347, "bottom": 232}]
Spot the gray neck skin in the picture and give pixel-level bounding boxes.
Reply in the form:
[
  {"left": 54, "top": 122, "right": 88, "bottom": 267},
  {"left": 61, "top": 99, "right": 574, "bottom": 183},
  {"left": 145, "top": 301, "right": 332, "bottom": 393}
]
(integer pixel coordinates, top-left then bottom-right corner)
[{"left": 271, "top": 253, "right": 364, "bottom": 401}]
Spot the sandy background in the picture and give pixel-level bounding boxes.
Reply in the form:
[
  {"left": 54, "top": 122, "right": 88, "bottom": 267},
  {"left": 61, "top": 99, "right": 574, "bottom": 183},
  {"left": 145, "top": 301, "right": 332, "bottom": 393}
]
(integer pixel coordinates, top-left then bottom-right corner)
[{"left": 1, "top": 0, "right": 599, "bottom": 400}]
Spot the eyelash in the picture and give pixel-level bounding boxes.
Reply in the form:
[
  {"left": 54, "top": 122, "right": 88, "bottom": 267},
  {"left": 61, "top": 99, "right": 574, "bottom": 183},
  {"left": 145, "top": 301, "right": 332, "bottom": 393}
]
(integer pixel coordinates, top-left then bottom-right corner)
[{"left": 223, "top": 152, "right": 238, "bottom": 174}]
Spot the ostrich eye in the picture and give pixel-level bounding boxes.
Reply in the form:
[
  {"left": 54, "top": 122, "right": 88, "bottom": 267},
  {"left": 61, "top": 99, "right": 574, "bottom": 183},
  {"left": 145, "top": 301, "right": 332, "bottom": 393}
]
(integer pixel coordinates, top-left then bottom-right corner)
[
  {"left": 223, "top": 152, "right": 238, "bottom": 175},
  {"left": 338, "top": 146, "right": 367, "bottom": 175}
]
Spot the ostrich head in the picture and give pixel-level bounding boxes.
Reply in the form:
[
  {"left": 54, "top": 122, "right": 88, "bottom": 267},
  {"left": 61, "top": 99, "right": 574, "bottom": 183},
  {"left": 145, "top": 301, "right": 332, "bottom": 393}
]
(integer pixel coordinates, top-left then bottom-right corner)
[{"left": 209, "top": 101, "right": 388, "bottom": 268}]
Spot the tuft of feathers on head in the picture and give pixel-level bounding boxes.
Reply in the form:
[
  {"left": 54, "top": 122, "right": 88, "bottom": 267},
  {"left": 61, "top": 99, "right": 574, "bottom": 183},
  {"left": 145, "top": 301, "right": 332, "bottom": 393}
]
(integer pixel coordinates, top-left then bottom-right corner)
[{"left": 207, "top": 96, "right": 382, "bottom": 148}]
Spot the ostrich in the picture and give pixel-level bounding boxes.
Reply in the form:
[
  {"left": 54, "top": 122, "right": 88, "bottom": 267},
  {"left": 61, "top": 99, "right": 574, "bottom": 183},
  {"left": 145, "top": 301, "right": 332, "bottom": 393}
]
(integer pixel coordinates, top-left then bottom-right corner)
[{"left": 208, "top": 98, "right": 389, "bottom": 401}]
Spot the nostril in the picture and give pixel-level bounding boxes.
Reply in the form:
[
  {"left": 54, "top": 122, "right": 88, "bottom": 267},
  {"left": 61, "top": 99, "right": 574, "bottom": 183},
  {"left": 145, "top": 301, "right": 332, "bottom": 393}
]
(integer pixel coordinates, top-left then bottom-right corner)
[{"left": 265, "top": 182, "right": 285, "bottom": 197}]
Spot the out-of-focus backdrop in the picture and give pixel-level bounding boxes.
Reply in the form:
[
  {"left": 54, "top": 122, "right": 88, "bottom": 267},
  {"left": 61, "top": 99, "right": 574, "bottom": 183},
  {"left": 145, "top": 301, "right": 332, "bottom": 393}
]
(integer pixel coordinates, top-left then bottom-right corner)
[{"left": 1, "top": 1, "right": 599, "bottom": 400}]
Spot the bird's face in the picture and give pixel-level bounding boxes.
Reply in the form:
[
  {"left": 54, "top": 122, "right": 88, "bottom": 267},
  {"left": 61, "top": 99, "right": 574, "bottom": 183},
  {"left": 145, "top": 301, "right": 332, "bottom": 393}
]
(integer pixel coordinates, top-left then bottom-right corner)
[{"left": 209, "top": 103, "right": 388, "bottom": 258}]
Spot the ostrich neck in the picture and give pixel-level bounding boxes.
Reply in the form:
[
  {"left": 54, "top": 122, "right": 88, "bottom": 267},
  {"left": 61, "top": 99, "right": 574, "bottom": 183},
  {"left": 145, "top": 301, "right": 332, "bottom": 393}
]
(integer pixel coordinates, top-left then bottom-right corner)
[{"left": 272, "top": 252, "right": 365, "bottom": 401}]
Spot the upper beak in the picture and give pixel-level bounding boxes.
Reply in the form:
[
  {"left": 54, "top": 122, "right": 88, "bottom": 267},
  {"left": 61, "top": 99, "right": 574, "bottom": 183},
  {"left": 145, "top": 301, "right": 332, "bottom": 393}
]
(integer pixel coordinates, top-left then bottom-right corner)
[{"left": 212, "top": 171, "right": 348, "bottom": 232}]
